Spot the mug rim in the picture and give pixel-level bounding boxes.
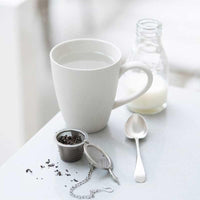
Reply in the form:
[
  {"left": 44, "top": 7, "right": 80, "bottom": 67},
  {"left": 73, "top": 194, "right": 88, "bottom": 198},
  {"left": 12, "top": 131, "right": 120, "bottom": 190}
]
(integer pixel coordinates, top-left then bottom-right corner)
[{"left": 50, "top": 38, "right": 122, "bottom": 72}]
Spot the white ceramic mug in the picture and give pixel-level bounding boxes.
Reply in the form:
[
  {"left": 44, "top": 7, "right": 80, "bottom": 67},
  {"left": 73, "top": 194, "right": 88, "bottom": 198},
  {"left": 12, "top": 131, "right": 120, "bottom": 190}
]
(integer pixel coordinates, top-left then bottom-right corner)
[{"left": 50, "top": 39, "right": 153, "bottom": 133}]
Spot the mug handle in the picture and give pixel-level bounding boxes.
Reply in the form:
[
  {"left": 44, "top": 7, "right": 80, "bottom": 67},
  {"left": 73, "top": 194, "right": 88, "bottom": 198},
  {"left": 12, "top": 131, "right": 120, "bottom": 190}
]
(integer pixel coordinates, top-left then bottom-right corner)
[{"left": 113, "top": 61, "right": 153, "bottom": 109}]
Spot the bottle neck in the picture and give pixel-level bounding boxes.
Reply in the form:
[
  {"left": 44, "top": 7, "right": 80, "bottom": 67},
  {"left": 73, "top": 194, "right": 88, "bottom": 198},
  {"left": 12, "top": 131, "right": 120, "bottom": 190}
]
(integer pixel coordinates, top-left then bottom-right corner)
[{"left": 136, "top": 19, "right": 162, "bottom": 45}]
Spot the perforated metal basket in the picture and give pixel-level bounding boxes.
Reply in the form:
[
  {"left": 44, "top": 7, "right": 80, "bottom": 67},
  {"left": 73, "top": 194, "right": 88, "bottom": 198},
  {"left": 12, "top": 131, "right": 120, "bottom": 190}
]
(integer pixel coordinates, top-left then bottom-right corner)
[{"left": 55, "top": 129, "right": 88, "bottom": 162}]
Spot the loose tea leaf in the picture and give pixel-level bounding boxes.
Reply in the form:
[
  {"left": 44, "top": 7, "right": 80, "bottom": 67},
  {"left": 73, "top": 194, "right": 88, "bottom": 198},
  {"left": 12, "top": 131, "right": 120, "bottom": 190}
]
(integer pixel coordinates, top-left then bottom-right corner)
[
  {"left": 45, "top": 159, "right": 50, "bottom": 164},
  {"left": 48, "top": 164, "right": 55, "bottom": 167},
  {"left": 66, "top": 174, "right": 71, "bottom": 176},
  {"left": 56, "top": 171, "right": 62, "bottom": 176},
  {"left": 26, "top": 169, "right": 32, "bottom": 173},
  {"left": 58, "top": 135, "right": 82, "bottom": 145}
]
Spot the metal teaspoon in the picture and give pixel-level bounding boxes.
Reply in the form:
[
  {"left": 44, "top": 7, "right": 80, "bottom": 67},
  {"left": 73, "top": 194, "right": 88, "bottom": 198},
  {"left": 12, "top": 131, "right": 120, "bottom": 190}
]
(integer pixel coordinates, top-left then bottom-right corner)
[{"left": 125, "top": 113, "right": 148, "bottom": 183}]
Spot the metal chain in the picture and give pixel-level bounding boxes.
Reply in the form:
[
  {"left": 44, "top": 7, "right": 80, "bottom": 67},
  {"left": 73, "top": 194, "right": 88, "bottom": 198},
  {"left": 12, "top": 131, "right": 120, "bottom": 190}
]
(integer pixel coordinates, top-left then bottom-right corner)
[{"left": 69, "top": 165, "right": 113, "bottom": 199}]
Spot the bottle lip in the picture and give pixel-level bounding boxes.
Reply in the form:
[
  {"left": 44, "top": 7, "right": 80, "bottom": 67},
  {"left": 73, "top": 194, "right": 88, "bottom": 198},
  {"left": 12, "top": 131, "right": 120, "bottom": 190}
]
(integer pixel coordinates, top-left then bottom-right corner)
[{"left": 136, "top": 18, "right": 162, "bottom": 38}]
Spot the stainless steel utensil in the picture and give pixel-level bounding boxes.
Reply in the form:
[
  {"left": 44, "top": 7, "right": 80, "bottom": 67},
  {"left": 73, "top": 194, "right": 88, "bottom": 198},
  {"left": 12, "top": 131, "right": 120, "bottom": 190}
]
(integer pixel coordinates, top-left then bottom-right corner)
[
  {"left": 84, "top": 142, "right": 120, "bottom": 185},
  {"left": 55, "top": 129, "right": 88, "bottom": 162},
  {"left": 125, "top": 113, "right": 148, "bottom": 183}
]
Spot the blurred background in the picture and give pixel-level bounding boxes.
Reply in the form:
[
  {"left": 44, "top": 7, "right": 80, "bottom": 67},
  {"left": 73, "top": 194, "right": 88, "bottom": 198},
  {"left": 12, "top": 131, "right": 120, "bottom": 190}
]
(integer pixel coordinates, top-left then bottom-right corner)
[{"left": 0, "top": 0, "right": 200, "bottom": 165}]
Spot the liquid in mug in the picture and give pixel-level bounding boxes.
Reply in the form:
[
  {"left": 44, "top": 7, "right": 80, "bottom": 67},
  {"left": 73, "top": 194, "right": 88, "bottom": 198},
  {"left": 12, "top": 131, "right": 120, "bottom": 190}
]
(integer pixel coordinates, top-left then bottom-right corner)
[{"left": 59, "top": 52, "right": 114, "bottom": 70}]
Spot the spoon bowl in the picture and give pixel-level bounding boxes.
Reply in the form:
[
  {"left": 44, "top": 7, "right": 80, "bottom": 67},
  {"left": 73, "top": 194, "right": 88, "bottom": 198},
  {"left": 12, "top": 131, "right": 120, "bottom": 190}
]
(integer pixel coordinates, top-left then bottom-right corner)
[{"left": 125, "top": 113, "right": 148, "bottom": 139}]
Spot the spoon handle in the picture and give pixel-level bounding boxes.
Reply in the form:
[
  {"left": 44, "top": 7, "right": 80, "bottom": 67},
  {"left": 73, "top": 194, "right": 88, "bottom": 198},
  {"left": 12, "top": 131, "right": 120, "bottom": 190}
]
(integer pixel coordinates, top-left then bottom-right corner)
[{"left": 134, "top": 138, "right": 146, "bottom": 183}]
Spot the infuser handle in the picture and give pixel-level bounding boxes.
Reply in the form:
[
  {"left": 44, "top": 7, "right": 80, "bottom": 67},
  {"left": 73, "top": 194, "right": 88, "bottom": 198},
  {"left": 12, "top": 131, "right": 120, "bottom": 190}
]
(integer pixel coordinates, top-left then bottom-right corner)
[{"left": 108, "top": 168, "right": 120, "bottom": 185}]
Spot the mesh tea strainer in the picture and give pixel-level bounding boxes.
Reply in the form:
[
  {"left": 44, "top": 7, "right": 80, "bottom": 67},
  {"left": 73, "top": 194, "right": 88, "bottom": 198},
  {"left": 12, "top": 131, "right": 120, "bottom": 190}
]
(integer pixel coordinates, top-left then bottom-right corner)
[
  {"left": 70, "top": 142, "right": 119, "bottom": 199},
  {"left": 84, "top": 142, "right": 119, "bottom": 184}
]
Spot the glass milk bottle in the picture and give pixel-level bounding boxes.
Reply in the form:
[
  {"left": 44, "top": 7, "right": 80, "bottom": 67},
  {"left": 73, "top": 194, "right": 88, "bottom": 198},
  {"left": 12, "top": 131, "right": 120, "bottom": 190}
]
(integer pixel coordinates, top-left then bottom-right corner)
[{"left": 125, "top": 19, "right": 168, "bottom": 114}]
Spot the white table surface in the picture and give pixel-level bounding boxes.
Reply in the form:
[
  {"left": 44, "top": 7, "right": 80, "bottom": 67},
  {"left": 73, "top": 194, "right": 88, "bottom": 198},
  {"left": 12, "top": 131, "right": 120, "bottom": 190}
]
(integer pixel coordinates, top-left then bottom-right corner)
[{"left": 1, "top": 86, "right": 200, "bottom": 200}]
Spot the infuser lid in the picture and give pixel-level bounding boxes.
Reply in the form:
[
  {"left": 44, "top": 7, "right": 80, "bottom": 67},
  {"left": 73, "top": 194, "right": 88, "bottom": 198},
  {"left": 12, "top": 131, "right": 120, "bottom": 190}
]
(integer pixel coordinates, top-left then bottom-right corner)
[
  {"left": 84, "top": 142, "right": 120, "bottom": 184},
  {"left": 84, "top": 143, "right": 112, "bottom": 169}
]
